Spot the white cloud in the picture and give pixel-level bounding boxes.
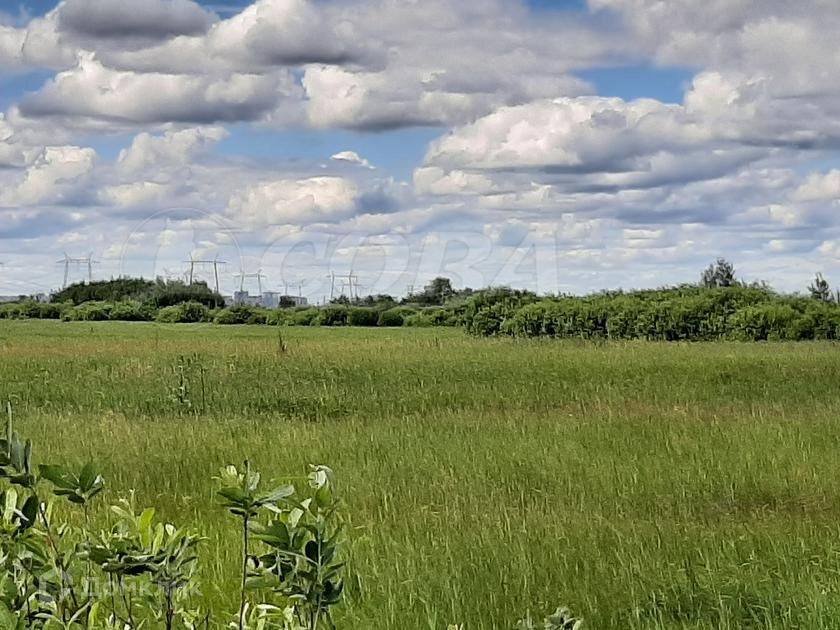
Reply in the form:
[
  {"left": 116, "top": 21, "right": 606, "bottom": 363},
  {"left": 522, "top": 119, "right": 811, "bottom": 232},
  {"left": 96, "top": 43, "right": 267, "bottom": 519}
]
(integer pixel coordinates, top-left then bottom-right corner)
[
  {"left": 2, "top": 145, "right": 96, "bottom": 207},
  {"left": 18, "top": 53, "right": 299, "bottom": 126},
  {"left": 793, "top": 171, "right": 840, "bottom": 203},
  {"left": 100, "top": 181, "right": 170, "bottom": 207},
  {"left": 13, "top": 0, "right": 612, "bottom": 130},
  {"left": 330, "top": 151, "right": 372, "bottom": 169},
  {"left": 227, "top": 177, "right": 360, "bottom": 229},
  {"left": 57, "top": 0, "right": 215, "bottom": 40},
  {"left": 117, "top": 126, "right": 228, "bottom": 174}
]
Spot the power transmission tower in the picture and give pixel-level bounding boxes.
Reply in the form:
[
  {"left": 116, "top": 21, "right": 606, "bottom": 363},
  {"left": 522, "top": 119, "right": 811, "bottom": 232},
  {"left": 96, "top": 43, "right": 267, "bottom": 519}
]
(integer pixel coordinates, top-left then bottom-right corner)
[
  {"left": 162, "top": 268, "right": 189, "bottom": 283},
  {"left": 283, "top": 281, "right": 301, "bottom": 297},
  {"left": 337, "top": 271, "right": 358, "bottom": 300},
  {"left": 325, "top": 271, "right": 337, "bottom": 301},
  {"left": 56, "top": 253, "right": 98, "bottom": 288},
  {"left": 185, "top": 257, "right": 226, "bottom": 293},
  {"left": 235, "top": 269, "right": 266, "bottom": 294}
]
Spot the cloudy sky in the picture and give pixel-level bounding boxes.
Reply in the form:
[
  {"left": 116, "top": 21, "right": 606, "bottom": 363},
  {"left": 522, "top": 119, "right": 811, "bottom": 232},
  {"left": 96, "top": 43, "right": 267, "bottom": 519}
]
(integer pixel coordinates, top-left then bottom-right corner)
[{"left": 1, "top": 0, "right": 839, "bottom": 299}]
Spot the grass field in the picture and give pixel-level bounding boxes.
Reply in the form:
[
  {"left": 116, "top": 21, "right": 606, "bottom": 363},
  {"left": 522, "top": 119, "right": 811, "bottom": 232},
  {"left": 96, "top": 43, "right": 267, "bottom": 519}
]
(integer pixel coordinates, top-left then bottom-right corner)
[{"left": 2, "top": 320, "right": 840, "bottom": 628}]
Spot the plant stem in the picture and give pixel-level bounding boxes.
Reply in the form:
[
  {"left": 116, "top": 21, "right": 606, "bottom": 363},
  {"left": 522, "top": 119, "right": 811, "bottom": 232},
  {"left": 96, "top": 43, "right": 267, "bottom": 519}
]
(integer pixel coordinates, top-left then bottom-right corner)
[
  {"left": 38, "top": 502, "right": 80, "bottom": 616},
  {"left": 165, "top": 583, "right": 174, "bottom": 630},
  {"left": 239, "top": 514, "right": 249, "bottom": 630}
]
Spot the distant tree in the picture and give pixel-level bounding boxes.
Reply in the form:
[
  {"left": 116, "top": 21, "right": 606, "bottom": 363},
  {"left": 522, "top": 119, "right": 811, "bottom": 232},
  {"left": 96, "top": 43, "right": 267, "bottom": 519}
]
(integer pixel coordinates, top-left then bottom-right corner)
[
  {"left": 354, "top": 294, "right": 396, "bottom": 308},
  {"left": 51, "top": 277, "right": 224, "bottom": 308},
  {"left": 427, "top": 277, "right": 454, "bottom": 303},
  {"left": 405, "top": 277, "right": 456, "bottom": 305},
  {"left": 701, "top": 258, "right": 737, "bottom": 288},
  {"left": 808, "top": 273, "right": 833, "bottom": 302}
]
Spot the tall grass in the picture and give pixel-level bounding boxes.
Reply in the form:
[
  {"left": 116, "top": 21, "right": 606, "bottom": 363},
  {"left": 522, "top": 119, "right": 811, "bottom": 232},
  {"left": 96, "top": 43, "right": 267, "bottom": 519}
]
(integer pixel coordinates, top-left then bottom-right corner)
[{"left": 2, "top": 320, "right": 840, "bottom": 628}]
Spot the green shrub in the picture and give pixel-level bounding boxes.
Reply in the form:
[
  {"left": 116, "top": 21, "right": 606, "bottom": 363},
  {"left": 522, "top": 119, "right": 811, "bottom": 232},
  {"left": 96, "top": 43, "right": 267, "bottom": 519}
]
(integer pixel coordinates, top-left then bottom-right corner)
[
  {"left": 290, "top": 307, "right": 320, "bottom": 326},
  {"left": 110, "top": 300, "right": 154, "bottom": 322},
  {"left": 405, "top": 308, "right": 457, "bottom": 328},
  {"left": 214, "top": 305, "right": 252, "bottom": 325},
  {"left": 467, "top": 285, "right": 840, "bottom": 342},
  {"left": 318, "top": 305, "right": 349, "bottom": 327},
  {"left": 0, "top": 303, "right": 18, "bottom": 319},
  {"left": 727, "top": 304, "right": 802, "bottom": 341},
  {"left": 266, "top": 309, "right": 293, "bottom": 326},
  {"left": 378, "top": 306, "right": 416, "bottom": 327},
  {"left": 157, "top": 301, "right": 209, "bottom": 323},
  {"left": 62, "top": 301, "right": 113, "bottom": 321},
  {"left": 404, "top": 313, "right": 433, "bottom": 327},
  {"left": 462, "top": 288, "right": 539, "bottom": 336},
  {"left": 348, "top": 307, "right": 380, "bottom": 326},
  {"left": 0, "top": 301, "right": 65, "bottom": 320}
]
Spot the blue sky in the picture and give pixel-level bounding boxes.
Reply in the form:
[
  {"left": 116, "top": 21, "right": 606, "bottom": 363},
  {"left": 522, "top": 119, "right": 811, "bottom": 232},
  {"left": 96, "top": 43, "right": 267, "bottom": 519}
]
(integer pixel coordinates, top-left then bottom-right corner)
[{"left": 1, "top": 0, "right": 839, "bottom": 298}]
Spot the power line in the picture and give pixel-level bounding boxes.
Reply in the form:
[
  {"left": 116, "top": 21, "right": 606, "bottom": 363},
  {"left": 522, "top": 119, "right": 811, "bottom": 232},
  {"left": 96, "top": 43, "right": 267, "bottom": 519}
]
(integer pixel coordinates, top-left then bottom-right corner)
[
  {"left": 184, "top": 257, "right": 227, "bottom": 294},
  {"left": 235, "top": 269, "right": 266, "bottom": 294},
  {"left": 55, "top": 253, "right": 98, "bottom": 288}
]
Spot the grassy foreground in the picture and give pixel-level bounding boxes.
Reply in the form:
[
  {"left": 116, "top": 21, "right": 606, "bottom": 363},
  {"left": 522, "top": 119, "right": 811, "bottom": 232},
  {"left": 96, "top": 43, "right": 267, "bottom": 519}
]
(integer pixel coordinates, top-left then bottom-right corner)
[{"left": 2, "top": 321, "right": 840, "bottom": 629}]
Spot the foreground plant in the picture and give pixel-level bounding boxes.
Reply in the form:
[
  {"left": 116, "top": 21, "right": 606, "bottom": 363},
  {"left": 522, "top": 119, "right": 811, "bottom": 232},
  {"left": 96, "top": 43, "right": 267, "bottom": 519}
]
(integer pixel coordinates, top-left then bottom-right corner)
[
  {"left": 516, "top": 606, "right": 583, "bottom": 630},
  {"left": 0, "top": 402, "right": 346, "bottom": 629},
  {"left": 218, "top": 463, "right": 343, "bottom": 630}
]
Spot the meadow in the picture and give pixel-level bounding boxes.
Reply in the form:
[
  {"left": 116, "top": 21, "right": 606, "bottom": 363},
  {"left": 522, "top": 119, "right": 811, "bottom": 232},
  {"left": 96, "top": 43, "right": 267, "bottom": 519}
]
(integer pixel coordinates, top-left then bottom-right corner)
[{"left": 2, "top": 320, "right": 840, "bottom": 628}]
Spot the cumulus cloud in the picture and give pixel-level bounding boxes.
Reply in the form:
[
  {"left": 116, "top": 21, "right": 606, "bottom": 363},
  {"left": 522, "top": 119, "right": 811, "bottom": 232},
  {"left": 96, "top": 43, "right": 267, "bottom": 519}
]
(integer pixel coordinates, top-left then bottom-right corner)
[
  {"left": 1, "top": 145, "right": 96, "bottom": 207},
  {"left": 5, "top": 0, "right": 840, "bottom": 295},
  {"left": 18, "top": 54, "right": 298, "bottom": 126},
  {"left": 0, "top": 12, "right": 75, "bottom": 69},
  {"left": 794, "top": 171, "right": 840, "bottom": 203},
  {"left": 227, "top": 177, "right": 360, "bottom": 228},
  {"left": 418, "top": 95, "right": 768, "bottom": 205},
  {"left": 592, "top": 0, "right": 840, "bottom": 149},
  {"left": 12, "top": 0, "right": 614, "bottom": 131},
  {"left": 57, "top": 0, "right": 215, "bottom": 41},
  {"left": 117, "top": 126, "right": 228, "bottom": 174}
]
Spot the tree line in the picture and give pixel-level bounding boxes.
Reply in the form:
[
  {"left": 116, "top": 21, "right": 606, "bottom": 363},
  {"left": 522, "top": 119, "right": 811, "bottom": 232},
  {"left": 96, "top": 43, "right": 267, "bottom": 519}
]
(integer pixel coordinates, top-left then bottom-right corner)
[{"left": 4, "top": 260, "right": 840, "bottom": 341}]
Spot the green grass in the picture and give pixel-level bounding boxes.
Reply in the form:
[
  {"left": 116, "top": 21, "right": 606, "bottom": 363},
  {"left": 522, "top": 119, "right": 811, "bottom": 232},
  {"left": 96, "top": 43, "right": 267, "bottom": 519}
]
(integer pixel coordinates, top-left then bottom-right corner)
[{"left": 3, "top": 320, "right": 840, "bottom": 628}]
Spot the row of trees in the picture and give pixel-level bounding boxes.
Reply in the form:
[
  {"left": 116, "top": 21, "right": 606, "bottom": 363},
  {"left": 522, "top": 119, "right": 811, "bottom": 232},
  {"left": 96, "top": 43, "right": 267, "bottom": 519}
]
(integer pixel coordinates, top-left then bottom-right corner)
[
  {"left": 51, "top": 278, "right": 225, "bottom": 308},
  {"left": 702, "top": 257, "right": 840, "bottom": 303},
  {"left": 31, "top": 260, "right": 840, "bottom": 310}
]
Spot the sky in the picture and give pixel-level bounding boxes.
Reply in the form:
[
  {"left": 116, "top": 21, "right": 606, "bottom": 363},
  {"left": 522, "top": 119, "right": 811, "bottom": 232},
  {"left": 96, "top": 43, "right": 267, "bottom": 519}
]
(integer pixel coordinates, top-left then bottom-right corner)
[{"left": 1, "top": 0, "right": 840, "bottom": 300}]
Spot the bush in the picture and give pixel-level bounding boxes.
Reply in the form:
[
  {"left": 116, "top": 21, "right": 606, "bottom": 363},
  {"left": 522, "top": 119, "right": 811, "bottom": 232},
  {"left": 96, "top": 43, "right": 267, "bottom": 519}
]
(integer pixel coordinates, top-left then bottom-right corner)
[
  {"left": 110, "top": 300, "right": 154, "bottom": 322},
  {"left": 727, "top": 304, "right": 802, "bottom": 341},
  {"left": 405, "top": 308, "right": 457, "bottom": 328},
  {"left": 318, "top": 305, "right": 349, "bottom": 327},
  {"left": 62, "top": 301, "right": 113, "bottom": 321},
  {"left": 378, "top": 306, "right": 416, "bottom": 327},
  {"left": 462, "top": 288, "right": 539, "bottom": 336},
  {"left": 0, "top": 301, "right": 67, "bottom": 320},
  {"left": 214, "top": 305, "right": 253, "bottom": 325},
  {"left": 290, "top": 307, "right": 320, "bottom": 326},
  {"left": 347, "top": 307, "right": 380, "bottom": 327},
  {"left": 404, "top": 313, "right": 433, "bottom": 327},
  {"left": 156, "top": 301, "right": 209, "bottom": 324}
]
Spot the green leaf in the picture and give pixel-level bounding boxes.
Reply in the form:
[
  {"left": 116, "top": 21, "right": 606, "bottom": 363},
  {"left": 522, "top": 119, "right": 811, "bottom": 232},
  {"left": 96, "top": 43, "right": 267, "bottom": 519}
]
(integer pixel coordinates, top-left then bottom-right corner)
[
  {"left": 259, "top": 484, "right": 295, "bottom": 505},
  {"left": 20, "top": 495, "right": 38, "bottom": 529},
  {"left": 78, "top": 462, "right": 98, "bottom": 491},
  {"left": 38, "top": 464, "right": 77, "bottom": 490}
]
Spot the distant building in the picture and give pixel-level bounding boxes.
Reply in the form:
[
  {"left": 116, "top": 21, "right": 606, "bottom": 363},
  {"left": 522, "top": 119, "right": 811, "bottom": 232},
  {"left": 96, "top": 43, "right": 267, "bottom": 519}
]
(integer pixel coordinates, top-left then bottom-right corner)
[
  {"left": 262, "top": 292, "right": 308, "bottom": 308},
  {"left": 233, "top": 291, "right": 262, "bottom": 307},
  {"left": 0, "top": 293, "right": 47, "bottom": 304},
  {"left": 229, "top": 291, "right": 308, "bottom": 308}
]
